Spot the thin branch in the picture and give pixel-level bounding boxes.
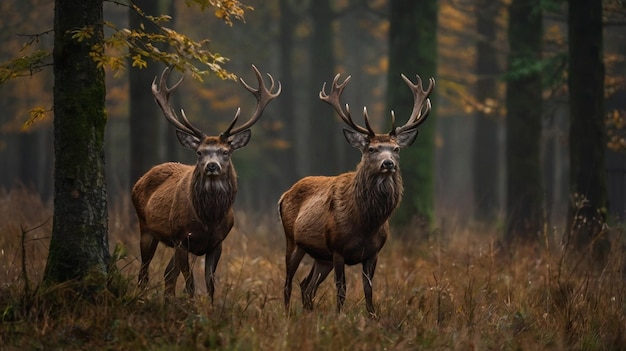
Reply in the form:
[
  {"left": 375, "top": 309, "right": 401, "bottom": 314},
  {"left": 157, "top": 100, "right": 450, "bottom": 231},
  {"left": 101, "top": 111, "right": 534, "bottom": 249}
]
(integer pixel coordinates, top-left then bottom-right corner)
[{"left": 20, "top": 217, "right": 51, "bottom": 297}]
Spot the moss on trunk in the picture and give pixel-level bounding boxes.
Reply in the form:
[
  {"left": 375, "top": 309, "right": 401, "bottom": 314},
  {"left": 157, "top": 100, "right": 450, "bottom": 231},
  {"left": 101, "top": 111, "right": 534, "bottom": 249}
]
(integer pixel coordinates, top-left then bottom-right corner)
[{"left": 44, "top": 0, "right": 109, "bottom": 284}]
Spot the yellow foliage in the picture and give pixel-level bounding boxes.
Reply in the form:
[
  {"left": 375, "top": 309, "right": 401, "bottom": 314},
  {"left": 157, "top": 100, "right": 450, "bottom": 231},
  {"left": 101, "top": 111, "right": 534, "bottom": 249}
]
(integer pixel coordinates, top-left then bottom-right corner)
[
  {"left": 70, "top": 27, "right": 94, "bottom": 42},
  {"left": 606, "top": 109, "right": 626, "bottom": 151},
  {"left": 131, "top": 54, "right": 147, "bottom": 69},
  {"left": 22, "top": 106, "right": 52, "bottom": 131}
]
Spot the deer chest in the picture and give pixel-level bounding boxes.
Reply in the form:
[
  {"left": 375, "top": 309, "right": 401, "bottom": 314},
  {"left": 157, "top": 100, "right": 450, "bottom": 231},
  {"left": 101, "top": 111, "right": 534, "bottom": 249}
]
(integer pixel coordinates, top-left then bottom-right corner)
[
  {"left": 341, "top": 236, "right": 386, "bottom": 265},
  {"left": 170, "top": 219, "right": 232, "bottom": 256}
]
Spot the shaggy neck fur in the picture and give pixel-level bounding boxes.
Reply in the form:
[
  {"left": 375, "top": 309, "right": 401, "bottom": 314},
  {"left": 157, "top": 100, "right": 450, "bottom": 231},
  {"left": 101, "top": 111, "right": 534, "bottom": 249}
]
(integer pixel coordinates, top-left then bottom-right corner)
[
  {"left": 352, "top": 164, "right": 403, "bottom": 229},
  {"left": 190, "top": 166, "right": 237, "bottom": 226}
]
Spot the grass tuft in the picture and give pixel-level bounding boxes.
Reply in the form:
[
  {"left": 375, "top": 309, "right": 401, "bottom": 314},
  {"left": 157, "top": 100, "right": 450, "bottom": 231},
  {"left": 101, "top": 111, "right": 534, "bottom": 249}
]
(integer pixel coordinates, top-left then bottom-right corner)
[{"left": 1, "top": 188, "right": 625, "bottom": 350}]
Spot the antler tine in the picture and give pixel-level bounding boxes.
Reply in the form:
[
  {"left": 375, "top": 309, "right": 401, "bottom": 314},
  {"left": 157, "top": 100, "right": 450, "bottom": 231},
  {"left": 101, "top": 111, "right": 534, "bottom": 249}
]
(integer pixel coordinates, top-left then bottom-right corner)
[
  {"left": 319, "top": 74, "right": 373, "bottom": 136},
  {"left": 223, "top": 108, "right": 241, "bottom": 138},
  {"left": 391, "top": 74, "right": 435, "bottom": 136},
  {"left": 362, "top": 107, "right": 376, "bottom": 136},
  {"left": 179, "top": 109, "right": 205, "bottom": 137},
  {"left": 222, "top": 64, "right": 281, "bottom": 138},
  {"left": 152, "top": 66, "right": 205, "bottom": 138},
  {"left": 388, "top": 110, "right": 397, "bottom": 134}
]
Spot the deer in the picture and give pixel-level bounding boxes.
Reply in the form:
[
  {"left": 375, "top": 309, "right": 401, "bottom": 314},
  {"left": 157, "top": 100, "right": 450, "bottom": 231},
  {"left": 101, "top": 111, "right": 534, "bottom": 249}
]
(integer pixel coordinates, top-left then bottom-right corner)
[
  {"left": 132, "top": 65, "right": 281, "bottom": 301},
  {"left": 279, "top": 72, "right": 434, "bottom": 315}
]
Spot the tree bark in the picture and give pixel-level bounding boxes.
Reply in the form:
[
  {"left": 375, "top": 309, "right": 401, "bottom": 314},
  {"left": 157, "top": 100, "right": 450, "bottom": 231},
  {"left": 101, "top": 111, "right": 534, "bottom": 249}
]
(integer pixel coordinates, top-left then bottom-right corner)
[
  {"left": 44, "top": 0, "right": 109, "bottom": 284},
  {"left": 309, "top": 0, "right": 336, "bottom": 176},
  {"left": 567, "top": 0, "right": 607, "bottom": 252},
  {"left": 473, "top": 0, "right": 501, "bottom": 223},
  {"left": 504, "top": 0, "right": 543, "bottom": 243}
]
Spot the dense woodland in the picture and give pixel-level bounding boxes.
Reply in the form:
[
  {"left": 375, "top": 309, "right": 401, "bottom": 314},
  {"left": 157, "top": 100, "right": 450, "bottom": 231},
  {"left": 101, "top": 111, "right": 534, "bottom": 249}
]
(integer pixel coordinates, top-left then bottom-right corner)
[
  {"left": 1, "top": 1, "right": 626, "bottom": 349},
  {"left": 0, "top": 0, "right": 625, "bottom": 277},
  {"left": 1, "top": 0, "right": 623, "bottom": 227}
]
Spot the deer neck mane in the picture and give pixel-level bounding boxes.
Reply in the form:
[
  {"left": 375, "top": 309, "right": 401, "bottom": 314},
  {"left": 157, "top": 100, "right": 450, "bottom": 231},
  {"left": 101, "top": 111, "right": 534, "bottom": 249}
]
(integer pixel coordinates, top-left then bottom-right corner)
[
  {"left": 190, "top": 166, "right": 237, "bottom": 225},
  {"left": 351, "top": 165, "right": 403, "bottom": 228}
]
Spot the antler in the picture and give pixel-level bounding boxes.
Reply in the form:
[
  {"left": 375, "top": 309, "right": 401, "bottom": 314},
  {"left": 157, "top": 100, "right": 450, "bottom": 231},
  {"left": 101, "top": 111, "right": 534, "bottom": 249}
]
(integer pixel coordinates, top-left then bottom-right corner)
[
  {"left": 319, "top": 74, "right": 376, "bottom": 137},
  {"left": 152, "top": 66, "right": 205, "bottom": 138},
  {"left": 390, "top": 74, "right": 435, "bottom": 136},
  {"left": 221, "top": 65, "right": 282, "bottom": 139}
]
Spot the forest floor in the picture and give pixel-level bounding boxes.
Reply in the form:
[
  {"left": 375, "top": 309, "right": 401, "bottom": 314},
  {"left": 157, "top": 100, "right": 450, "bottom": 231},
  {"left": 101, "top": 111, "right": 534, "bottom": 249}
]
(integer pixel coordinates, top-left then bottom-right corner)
[{"left": 1, "top": 186, "right": 625, "bottom": 350}]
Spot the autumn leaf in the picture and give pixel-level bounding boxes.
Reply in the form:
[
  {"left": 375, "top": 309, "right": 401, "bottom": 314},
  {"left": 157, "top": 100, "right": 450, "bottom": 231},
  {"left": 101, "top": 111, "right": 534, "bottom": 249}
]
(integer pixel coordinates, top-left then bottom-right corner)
[{"left": 22, "top": 106, "right": 52, "bottom": 131}]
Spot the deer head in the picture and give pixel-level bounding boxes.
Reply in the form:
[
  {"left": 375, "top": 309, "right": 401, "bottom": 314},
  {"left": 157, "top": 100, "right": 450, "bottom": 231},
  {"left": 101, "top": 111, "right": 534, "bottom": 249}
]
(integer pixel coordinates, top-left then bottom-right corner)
[
  {"left": 319, "top": 73, "right": 434, "bottom": 175},
  {"left": 151, "top": 65, "right": 282, "bottom": 177}
]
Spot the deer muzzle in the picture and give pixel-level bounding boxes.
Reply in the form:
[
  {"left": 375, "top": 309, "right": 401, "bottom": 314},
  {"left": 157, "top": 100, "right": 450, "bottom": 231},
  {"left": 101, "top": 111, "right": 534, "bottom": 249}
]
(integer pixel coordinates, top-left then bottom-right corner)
[
  {"left": 205, "top": 161, "right": 222, "bottom": 175},
  {"left": 380, "top": 159, "right": 396, "bottom": 172}
]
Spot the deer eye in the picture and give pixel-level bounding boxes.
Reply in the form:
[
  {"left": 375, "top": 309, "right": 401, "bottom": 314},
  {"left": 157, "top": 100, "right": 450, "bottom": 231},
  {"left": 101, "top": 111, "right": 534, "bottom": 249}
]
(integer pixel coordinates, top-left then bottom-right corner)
[
  {"left": 196, "top": 151, "right": 202, "bottom": 156},
  {"left": 393, "top": 146, "right": 400, "bottom": 153},
  {"left": 368, "top": 146, "right": 376, "bottom": 154},
  {"left": 222, "top": 150, "right": 229, "bottom": 156}
]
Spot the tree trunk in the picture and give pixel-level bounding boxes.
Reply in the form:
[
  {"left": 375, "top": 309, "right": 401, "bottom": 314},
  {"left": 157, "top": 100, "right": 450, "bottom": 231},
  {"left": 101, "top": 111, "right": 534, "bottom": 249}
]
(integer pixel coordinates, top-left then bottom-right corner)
[
  {"left": 129, "top": 0, "right": 165, "bottom": 186},
  {"left": 388, "top": 0, "right": 438, "bottom": 229},
  {"left": 473, "top": 0, "right": 501, "bottom": 223},
  {"left": 567, "top": 0, "right": 607, "bottom": 252},
  {"left": 162, "top": 0, "right": 183, "bottom": 162},
  {"left": 504, "top": 0, "right": 543, "bottom": 243},
  {"left": 44, "top": 0, "right": 109, "bottom": 284},
  {"left": 309, "top": 0, "right": 336, "bottom": 176},
  {"left": 278, "top": 0, "right": 299, "bottom": 188}
]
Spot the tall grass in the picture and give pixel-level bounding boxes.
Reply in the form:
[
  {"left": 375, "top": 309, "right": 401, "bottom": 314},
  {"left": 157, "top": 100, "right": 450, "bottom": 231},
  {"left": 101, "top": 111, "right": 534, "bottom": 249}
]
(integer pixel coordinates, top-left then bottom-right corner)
[{"left": 1, "top": 187, "right": 625, "bottom": 350}]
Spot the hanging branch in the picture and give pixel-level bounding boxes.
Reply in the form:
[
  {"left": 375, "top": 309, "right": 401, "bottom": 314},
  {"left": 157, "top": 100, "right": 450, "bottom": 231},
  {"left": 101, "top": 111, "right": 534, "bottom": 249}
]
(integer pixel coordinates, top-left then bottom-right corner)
[{"left": 20, "top": 217, "right": 51, "bottom": 298}]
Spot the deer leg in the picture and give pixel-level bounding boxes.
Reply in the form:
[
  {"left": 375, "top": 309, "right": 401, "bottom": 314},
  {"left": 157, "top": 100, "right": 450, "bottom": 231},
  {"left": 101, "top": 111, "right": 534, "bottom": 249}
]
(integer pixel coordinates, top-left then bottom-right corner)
[
  {"left": 175, "top": 247, "right": 195, "bottom": 297},
  {"left": 362, "top": 255, "right": 378, "bottom": 316},
  {"left": 299, "top": 265, "right": 315, "bottom": 309},
  {"left": 333, "top": 253, "right": 347, "bottom": 313},
  {"left": 205, "top": 242, "right": 223, "bottom": 303},
  {"left": 138, "top": 229, "right": 158, "bottom": 289},
  {"left": 301, "top": 260, "right": 332, "bottom": 310},
  {"left": 284, "top": 246, "right": 305, "bottom": 310},
  {"left": 164, "top": 250, "right": 181, "bottom": 296}
]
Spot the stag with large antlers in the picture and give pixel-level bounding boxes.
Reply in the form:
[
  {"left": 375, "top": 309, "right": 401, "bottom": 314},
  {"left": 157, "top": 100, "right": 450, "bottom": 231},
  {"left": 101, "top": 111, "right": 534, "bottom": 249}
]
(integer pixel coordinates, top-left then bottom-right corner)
[
  {"left": 279, "top": 73, "right": 434, "bottom": 315},
  {"left": 132, "top": 65, "right": 280, "bottom": 300}
]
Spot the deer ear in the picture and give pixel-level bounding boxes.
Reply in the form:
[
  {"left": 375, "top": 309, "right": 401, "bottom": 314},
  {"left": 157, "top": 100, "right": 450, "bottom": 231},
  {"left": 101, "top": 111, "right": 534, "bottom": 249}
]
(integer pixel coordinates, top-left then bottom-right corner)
[
  {"left": 176, "top": 129, "right": 201, "bottom": 150},
  {"left": 227, "top": 129, "right": 252, "bottom": 151},
  {"left": 395, "top": 128, "right": 418, "bottom": 148},
  {"left": 343, "top": 128, "right": 368, "bottom": 150}
]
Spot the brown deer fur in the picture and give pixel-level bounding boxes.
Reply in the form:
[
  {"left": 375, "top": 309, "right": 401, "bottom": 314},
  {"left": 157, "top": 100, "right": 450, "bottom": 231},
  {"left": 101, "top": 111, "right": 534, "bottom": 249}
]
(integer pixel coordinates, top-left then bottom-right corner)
[
  {"left": 133, "top": 65, "right": 280, "bottom": 300},
  {"left": 279, "top": 73, "right": 434, "bottom": 315},
  {"left": 133, "top": 136, "right": 241, "bottom": 298}
]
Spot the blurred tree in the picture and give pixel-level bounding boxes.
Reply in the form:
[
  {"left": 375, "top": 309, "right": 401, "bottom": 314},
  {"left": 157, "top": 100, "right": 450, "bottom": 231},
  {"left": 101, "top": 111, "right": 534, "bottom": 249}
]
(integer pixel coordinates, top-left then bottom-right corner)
[
  {"left": 0, "top": 0, "right": 54, "bottom": 198},
  {"left": 566, "top": 0, "right": 607, "bottom": 251},
  {"left": 504, "top": 0, "right": 543, "bottom": 243},
  {"left": 604, "top": 0, "right": 626, "bottom": 222},
  {"left": 309, "top": 0, "right": 337, "bottom": 176},
  {"left": 388, "top": 0, "right": 438, "bottom": 229},
  {"left": 278, "top": 0, "right": 298, "bottom": 187},
  {"left": 161, "top": 0, "right": 182, "bottom": 163},
  {"left": 43, "top": 0, "right": 110, "bottom": 283},
  {"left": 472, "top": 0, "right": 502, "bottom": 223},
  {"left": 129, "top": 0, "right": 170, "bottom": 187}
]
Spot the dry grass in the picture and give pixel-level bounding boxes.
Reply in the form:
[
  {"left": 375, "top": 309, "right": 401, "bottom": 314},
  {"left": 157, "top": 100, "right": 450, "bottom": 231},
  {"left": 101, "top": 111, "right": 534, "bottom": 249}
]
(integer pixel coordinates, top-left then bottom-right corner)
[{"left": 1, "top": 186, "right": 625, "bottom": 350}]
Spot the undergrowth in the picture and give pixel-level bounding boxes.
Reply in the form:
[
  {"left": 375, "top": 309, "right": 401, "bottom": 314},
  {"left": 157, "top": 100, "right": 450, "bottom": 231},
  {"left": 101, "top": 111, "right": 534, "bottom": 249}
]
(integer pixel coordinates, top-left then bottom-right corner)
[{"left": 1, "top": 186, "right": 625, "bottom": 350}]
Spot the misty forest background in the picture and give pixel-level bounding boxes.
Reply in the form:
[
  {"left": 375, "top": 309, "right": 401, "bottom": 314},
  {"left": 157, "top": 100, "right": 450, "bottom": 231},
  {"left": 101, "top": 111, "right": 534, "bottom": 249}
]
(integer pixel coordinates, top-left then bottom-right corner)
[
  {"left": 0, "top": 0, "right": 625, "bottom": 248},
  {"left": 2, "top": 1, "right": 626, "bottom": 349}
]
